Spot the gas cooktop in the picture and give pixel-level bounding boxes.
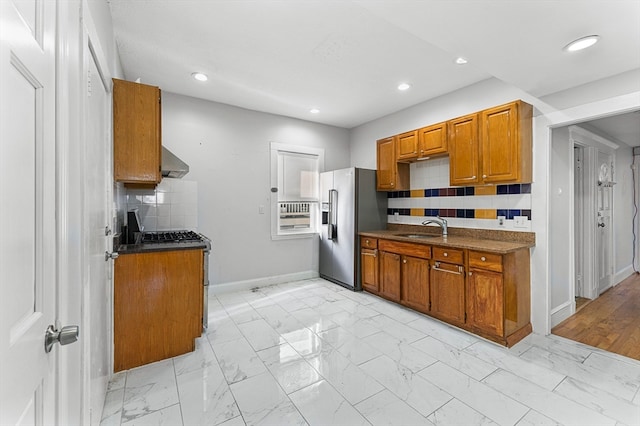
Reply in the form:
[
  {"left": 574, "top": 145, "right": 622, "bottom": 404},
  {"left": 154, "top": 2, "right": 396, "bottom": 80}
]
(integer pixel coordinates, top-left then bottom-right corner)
[{"left": 141, "top": 230, "right": 204, "bottom": 244}]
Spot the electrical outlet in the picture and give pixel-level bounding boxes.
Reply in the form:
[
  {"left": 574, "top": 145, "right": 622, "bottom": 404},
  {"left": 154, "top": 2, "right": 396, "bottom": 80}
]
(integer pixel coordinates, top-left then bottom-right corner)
[
  {"left": 514, "top": 215, "right": 527, "bottom": 228},
  {"left": 497, "top": 216, "right": 506, "bottom": 226}
]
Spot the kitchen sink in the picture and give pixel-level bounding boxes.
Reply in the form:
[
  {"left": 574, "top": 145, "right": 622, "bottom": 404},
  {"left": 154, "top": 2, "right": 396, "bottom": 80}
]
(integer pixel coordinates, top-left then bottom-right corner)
[{"left": 396, "top": 233, "right": 438, "bottom": 239}]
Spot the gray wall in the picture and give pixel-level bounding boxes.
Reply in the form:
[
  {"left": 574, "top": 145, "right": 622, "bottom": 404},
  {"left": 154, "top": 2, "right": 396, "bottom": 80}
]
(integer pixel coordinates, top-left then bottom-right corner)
[{"left": 161, "top": 92, "right": 350, "bottom": 286}]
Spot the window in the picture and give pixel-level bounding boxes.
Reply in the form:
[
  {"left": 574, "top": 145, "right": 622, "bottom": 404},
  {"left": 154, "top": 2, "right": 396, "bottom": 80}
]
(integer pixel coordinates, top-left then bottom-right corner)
[{"left": 270, "top": 142, "right": 324, "bottom": 239}]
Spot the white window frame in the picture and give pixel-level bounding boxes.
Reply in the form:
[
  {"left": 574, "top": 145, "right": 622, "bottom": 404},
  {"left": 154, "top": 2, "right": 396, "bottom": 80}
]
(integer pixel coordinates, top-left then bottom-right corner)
[{"left": 270, "top": 142, "right": 324, "bottom": 240}]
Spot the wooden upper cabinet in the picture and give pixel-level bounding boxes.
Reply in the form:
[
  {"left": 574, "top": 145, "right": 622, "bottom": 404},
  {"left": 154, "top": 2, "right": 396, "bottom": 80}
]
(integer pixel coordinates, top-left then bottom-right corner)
[
  {"left": 396, "top": 130, "right": 419, "bottom": 161},
  {"left": 481, "top": 100, "right": 532, "bottom": 184},
  {"left": 448, "top": 113, "right": 481, "bottom": 186},
  {"left": 449, "top": 100, "right": 533, "bottom": 186},
  {"left": 418, "top": 122, "right": 447, "bottom": 158},
  {"left": 113, "top": 78, "right": 162, "bottom": 184},
  {"left": 376, "top": 137, "right": 409, "bottom": 191}
]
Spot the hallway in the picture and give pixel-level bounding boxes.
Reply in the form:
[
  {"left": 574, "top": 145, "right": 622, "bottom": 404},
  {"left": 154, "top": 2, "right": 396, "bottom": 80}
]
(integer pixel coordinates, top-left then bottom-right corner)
[{"left": 553, "top": 273, "right": 640, "bottom": 360}]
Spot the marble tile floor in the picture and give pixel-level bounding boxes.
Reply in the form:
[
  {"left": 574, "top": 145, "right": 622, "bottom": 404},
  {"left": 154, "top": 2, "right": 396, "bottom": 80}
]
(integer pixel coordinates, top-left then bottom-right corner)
[{"left": 101, "top": 278, "right": 640, "bottom": 426}]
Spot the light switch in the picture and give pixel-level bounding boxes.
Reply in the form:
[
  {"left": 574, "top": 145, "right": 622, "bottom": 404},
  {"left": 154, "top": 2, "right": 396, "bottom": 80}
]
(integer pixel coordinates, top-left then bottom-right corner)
[{"left": 258, "top": 205, "right": 265, "bottom": 214}]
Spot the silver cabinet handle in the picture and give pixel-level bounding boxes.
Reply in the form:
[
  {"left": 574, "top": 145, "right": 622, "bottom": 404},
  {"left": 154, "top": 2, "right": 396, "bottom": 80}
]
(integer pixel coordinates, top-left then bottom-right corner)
[
  {"left": 432, "top": 262, "right": 463, "bottom": 275},
  {"left": 105, "top": 251, "right": 119, "bottom": 261},
  {"left": 45, "top": 324, "right": 79, "bottom": 353}
]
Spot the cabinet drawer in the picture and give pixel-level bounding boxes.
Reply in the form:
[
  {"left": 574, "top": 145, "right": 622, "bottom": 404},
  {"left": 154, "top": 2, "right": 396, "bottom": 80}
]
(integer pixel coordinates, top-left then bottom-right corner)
[
  {"left": 432, "top": 246, "right": 463, "bottom": 264},
  {"left": 361, "top": 237, "right": 378, "bottom": 249},
  {"left": 379, "top": 239, "right": 431, "bottom": 259},
  {"left": 469, "top": 251, "right": 503, "bottom": 272}
]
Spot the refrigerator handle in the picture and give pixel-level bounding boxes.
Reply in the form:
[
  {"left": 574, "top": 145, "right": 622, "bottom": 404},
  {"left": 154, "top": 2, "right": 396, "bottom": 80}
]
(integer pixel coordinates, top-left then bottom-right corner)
[{"left": 328, "top": 189, "right": 338, "bottom": 240}]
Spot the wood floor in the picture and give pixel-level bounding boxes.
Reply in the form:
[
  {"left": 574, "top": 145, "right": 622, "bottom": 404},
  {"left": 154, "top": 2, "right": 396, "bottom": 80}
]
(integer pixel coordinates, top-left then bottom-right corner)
[{"left": 552, "top": 272, "right": 640, "bottom": 360}]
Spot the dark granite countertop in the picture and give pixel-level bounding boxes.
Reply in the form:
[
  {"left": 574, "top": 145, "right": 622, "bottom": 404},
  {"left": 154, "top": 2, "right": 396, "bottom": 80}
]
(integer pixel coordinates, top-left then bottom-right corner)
[
  {"left": 117, "top": 240, "right": 208, "bottom": 254},
  {"left": 360, "top": 225, "right": 535, "bottom": 254}
]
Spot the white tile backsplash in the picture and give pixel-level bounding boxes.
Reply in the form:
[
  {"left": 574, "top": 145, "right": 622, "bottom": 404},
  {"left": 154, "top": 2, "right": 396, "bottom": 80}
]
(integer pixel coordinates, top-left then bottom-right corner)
[{"left": 125, "top": 178, "right": 198, "bottom": 232}]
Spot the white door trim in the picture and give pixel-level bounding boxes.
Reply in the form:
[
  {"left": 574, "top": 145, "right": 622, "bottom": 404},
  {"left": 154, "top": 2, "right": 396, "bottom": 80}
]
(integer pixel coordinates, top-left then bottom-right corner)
[
  {"left": 538, "top": 90, "right": 640, "bottom": 335},
  {"left": 80, "top": 2, "right": 113, "bottom": 424}
]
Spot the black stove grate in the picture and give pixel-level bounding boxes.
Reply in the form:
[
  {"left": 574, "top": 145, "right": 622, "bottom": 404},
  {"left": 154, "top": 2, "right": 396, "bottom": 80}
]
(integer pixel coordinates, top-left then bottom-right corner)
[{"left": 142, "top": 230, "right": 203, "bottom": 243}]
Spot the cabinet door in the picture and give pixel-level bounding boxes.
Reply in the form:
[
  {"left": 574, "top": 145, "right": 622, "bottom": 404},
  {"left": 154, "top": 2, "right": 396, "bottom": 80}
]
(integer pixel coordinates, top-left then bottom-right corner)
[
  {"left": 396, "top": 130, "right": 419, "bottom": 161},
  {"left": 379, "top": 251, "right": 401, "bottom": 301},
  {"left": 376, "top": 137, "right": 396, "bottom": 190},
  {"left": 481, "top": 102, "right": 519, "bottom": 183},
  {"left": 401, "top": 255, "right": 430, "bottom": 313},
  {"left": 430, "top": 261, "right": 465, "bottom": 324},
  {"left": 418, "top": 122, "right": 447, "bottom": 158},
  {"left": 468, "top": 268, "right": 504, "bottom": 337},
  {"left": 361, "top": 248, "right": 379, "bottom": 293},
  {"left": 113, "top": 78, "right": 162, "bottom": 184},
  {"left": 448, "top": 113, "right": 480, "bottom": 186},
  {"left": 114, "top": 249, "right": 203, "bottom": 372}
]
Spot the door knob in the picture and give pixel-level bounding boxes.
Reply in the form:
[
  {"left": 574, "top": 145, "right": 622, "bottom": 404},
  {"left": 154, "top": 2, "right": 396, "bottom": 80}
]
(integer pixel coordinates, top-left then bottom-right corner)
[
  {"left": 598, "top": 223, "right": 605, "bottom": 227},
  {"left": 44, "top": 325, "right": 79, "bottom": 353},
  {"left": 105, "top": 251, "right": 119, "bottom": 261}
]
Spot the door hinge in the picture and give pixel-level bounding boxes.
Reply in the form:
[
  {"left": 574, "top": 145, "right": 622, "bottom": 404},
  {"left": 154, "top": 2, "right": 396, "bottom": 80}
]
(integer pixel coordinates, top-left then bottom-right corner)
[{"left": 87, "top": 69, "right": 92, "bottom": 97}]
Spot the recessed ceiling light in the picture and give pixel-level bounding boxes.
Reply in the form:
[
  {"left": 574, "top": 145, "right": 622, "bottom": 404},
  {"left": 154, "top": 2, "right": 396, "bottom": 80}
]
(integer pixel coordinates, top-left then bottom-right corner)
[
  {"left": 455, "top": 57, "right": 468, "bottom": 65},
  {"left": 191, "top": 72, "right": 208, "bottom": 81},
  {"left": 397, "top": 83, "right": 411, "bottom": 91},
  {"left": 564, "top": 35, "right": 600, "bottom": 52},
  {"left": 310, "top": 108, "right": 320, "bottom": 114}
]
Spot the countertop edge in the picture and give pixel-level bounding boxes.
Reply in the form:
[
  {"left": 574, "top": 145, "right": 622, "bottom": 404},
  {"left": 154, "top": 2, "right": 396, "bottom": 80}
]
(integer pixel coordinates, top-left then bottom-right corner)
[
  {"left": 117, "top": 242, "right": 208, "bottom": 254},
  {"left": 359, "top": 230, "right": 534, "bottom": 254}
]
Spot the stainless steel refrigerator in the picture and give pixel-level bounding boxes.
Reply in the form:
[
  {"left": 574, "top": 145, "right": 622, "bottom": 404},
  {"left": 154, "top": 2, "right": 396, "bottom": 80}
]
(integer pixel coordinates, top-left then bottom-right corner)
[{"left": 319, "top": 168, "right": 387, "bottom": 290}]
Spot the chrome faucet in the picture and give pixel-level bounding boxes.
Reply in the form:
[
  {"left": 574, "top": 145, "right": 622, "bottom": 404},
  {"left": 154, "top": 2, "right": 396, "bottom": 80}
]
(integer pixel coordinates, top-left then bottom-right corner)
[{"left": 422, "top": 216, "right": 448, "bottom": 237}]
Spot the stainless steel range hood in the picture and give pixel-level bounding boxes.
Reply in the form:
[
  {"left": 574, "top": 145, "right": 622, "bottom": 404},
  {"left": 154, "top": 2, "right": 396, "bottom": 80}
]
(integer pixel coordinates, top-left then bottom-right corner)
[{"left": 162, "top": 146, "right": 189, "bottom": 178}]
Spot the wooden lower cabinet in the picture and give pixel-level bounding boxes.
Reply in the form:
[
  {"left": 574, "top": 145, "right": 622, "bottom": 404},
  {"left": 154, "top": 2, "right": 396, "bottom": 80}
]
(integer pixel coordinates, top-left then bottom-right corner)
[
  {"left": 360, "top": 237, "right": 532, "bottom": 347},
  {"left": 467, "top": 268, "right": 504, "bottom": 336},
  {"left": 361, "top": 248, "right": 379, "bottom": 293},
  {"left": 401, "top": 255, "right": 430, "bottom": 313},
  {"left": 430, "top": 261, "right": 466, "bottom": 325},
  {"left": 467, "top": 249, "right": 532, "bottom": 346},
  {"left": 379, "top": 251, "right": 401, "bottom": 301},
  {"left": 114, "top": 249, "right": 203, "bottom": 372}
]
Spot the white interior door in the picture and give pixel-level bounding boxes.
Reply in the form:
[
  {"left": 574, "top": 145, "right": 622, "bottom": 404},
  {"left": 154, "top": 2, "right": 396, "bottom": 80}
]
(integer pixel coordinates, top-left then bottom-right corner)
[
  {"left": 0, "top": 0, "right": 58, "bottom": 424},
  {"left": 85, "top": 42, "right": 112, "bottom": 425},
  {"left": 596, "top": 151, "right": 614, "bottom": 294}
]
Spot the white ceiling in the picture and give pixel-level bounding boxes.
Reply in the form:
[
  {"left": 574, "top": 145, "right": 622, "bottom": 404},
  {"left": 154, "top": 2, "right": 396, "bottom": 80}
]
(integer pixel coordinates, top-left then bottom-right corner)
[{"left": 108, "top": 0, "right": 640, "bottom": 144}]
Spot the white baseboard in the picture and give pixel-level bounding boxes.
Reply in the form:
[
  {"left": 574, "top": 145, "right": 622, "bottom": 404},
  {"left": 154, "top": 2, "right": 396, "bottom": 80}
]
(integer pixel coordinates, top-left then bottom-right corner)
[
  {"left": 550, "top": 301, "right": 574, "bottom": 328},
  {"left": 210, "top": 270, "right": 319, "bottom": 295},
  {"left": 614, "top": 265, "right": 635, "bottom": 286}
]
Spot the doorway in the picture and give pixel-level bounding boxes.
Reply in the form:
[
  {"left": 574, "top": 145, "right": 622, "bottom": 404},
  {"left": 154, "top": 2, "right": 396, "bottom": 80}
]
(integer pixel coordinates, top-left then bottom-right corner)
[
  {"left": 550, "top": 112, "right": 639, "bottom": 355},
  {"left": 571, "top": 133, "right": 616, "bottom": 304}
]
